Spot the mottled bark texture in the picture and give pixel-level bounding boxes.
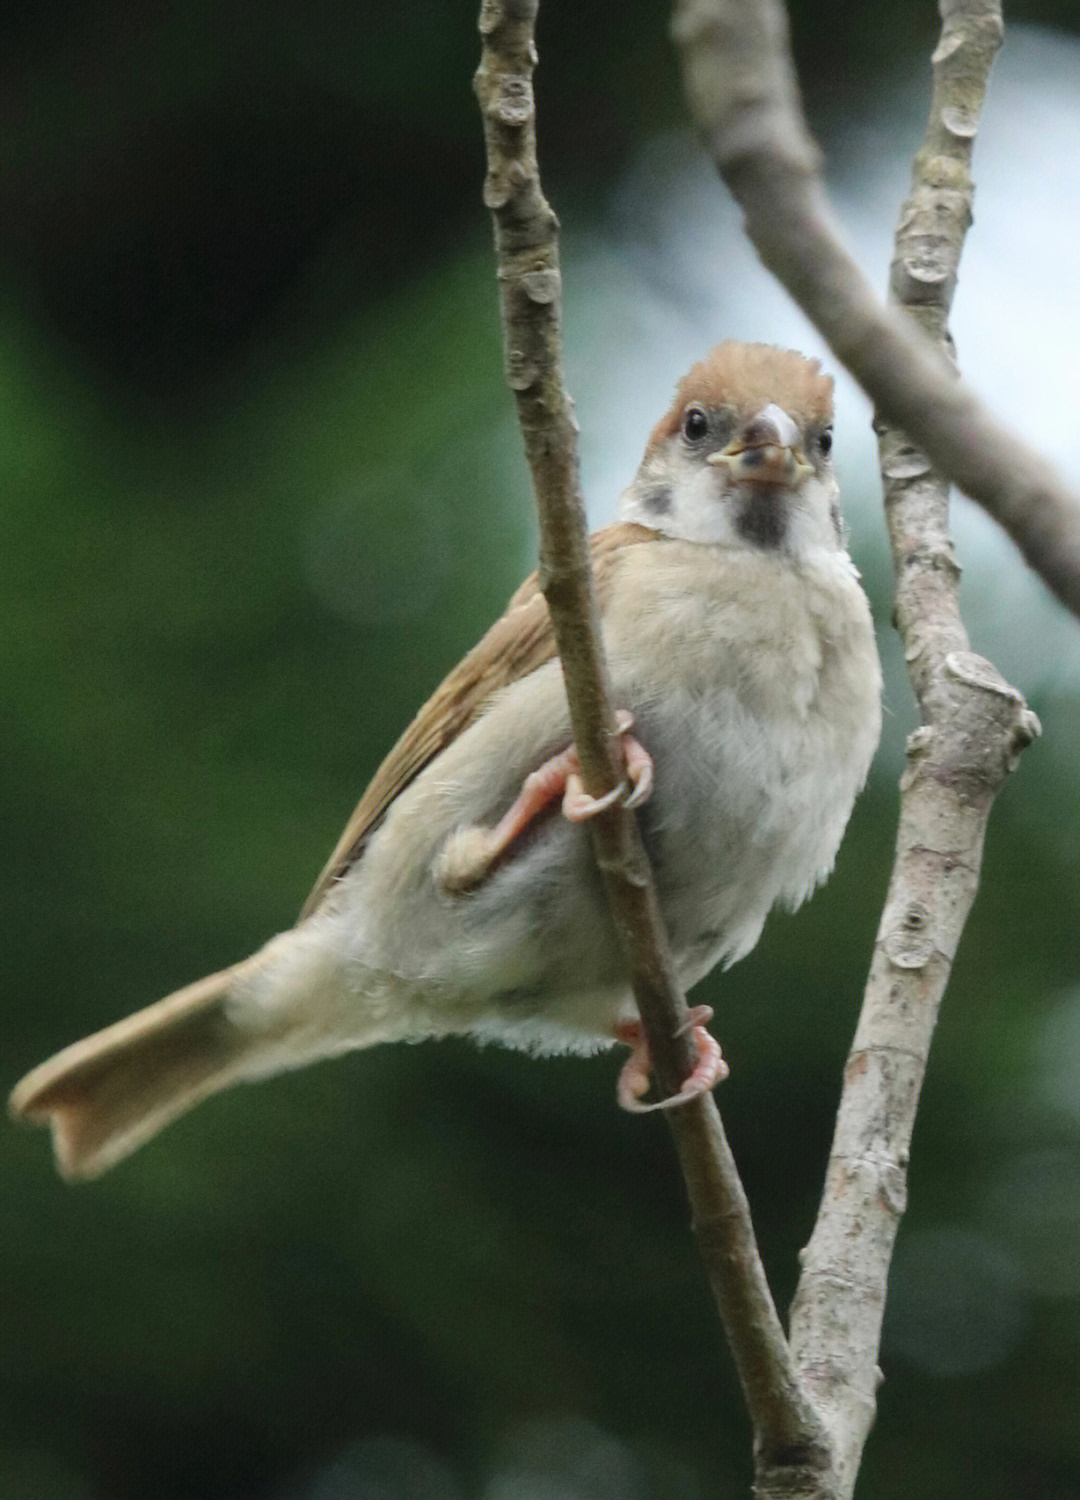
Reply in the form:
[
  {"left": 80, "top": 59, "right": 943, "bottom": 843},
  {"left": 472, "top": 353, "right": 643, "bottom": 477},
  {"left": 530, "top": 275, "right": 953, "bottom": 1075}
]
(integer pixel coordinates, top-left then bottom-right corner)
[
  {"left": 478, "top": 3, "right": 1046, "bottom": 1497},
  {"left": 671, "top": 2, "right": 1041, "bottom": 1497}
]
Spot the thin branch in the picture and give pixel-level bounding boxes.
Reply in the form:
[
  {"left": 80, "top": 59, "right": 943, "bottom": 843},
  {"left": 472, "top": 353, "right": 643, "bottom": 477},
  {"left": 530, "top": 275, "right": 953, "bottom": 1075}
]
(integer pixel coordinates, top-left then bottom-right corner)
[
  {"left": 671, "top": 0, "right": 1080, "bottom": 622},
  {"left": 668, "top": 2, "right": 1040, "bottom": 1497},
  {"left": 473, "top": 0, "right": 694, "bottom": 1093},
  {"left": 474, "top": 0, "right": 827, "bottom": 1472}
]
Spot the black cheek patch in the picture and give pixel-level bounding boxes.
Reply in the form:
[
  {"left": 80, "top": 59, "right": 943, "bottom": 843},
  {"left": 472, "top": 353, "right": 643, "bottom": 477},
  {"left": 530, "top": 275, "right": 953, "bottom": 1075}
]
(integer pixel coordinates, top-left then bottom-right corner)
[
  {"left": 736, "top": 492, "right": 786, "bottom": 548},
  {"left": 642, "top": 483, "right": 673, "bottom": 516}
]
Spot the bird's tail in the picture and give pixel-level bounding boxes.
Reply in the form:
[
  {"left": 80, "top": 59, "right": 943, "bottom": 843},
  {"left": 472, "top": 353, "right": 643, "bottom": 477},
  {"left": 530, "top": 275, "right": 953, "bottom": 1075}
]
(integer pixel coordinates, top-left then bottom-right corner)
[{"left": 9, "top": 961, "right": 264, "bottom": 1181}]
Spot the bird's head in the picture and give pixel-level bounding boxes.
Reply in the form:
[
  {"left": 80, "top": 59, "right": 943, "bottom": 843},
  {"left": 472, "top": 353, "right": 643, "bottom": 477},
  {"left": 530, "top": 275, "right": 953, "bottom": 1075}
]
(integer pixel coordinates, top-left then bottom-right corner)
[{"left": 621, "top": 342, "right": 843, "bottom": 557}]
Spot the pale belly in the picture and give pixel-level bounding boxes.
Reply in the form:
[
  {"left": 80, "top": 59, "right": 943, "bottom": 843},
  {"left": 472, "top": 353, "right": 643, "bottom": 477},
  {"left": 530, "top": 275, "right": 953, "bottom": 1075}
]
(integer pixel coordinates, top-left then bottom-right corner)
[{"left": 302, "top": 673, "right": 869, "bottom": 1059}]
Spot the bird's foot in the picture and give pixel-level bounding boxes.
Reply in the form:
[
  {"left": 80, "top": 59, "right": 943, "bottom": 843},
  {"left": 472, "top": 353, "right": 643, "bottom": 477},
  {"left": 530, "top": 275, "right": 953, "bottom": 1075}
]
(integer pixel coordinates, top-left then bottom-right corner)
[
  {"left": 614, "top": 1006, "right": 727, "bottom": 1113},
  {"left": 434, "top": 711, "right": 653, "bottom": 893},
  {"left": 561, "top": 710, "right": 654, "bottom": 821}
]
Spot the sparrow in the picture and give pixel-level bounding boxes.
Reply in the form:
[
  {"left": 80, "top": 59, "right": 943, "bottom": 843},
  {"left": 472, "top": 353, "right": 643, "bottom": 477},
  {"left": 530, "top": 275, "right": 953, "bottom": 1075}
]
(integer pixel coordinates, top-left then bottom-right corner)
[{"left": 9, "top": 342, "right": 882, "bottom": 1180}]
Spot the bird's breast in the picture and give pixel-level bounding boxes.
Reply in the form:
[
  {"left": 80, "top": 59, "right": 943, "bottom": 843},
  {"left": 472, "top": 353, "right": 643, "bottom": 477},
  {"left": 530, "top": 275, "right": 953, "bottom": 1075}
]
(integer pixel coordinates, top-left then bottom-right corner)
[{"left": 604, "top": 539, "right": 881, "bottom": 971}]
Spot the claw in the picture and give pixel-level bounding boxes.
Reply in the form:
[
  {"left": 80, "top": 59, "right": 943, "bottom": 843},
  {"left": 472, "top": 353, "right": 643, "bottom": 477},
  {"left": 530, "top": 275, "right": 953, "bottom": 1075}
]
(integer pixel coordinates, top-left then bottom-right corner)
[
  {"left": 622, "top": 735, "right": 654, "bottom": 808},
  {"left": 562, "top": 713, "right": 654, "bottom": 821},
  {"left": 561, "top": 772, "right": 629, "bottom": 823},
  {"left": 615, "top": 1006, "right": 727, "bottom": 1113}
]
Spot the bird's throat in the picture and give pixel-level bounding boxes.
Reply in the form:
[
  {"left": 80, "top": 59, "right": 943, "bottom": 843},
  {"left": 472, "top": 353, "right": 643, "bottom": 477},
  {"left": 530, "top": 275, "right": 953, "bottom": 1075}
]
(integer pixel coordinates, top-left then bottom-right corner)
[{"left": 735, "top": 490, "right": 787, "bottom": 549}]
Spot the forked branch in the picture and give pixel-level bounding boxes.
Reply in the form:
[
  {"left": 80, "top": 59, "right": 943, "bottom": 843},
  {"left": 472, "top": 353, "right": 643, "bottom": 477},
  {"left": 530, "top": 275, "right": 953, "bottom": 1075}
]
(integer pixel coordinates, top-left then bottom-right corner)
[{"left": 477, "top": 3, "right": 1047, "bottom": 1496}]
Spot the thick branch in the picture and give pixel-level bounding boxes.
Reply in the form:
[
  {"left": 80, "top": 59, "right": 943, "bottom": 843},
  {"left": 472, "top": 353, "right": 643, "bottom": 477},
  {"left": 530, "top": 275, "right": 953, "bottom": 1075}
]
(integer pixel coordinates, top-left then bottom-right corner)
[
  {"left": 653, "top": 2, "right": 1036, "bottom": 1497},
  {"left": 475, "top": 0, "right": 827, "bottom": 1471},
  {"left": 671, "top": 0, "right": 1080, "bottom": 621},
  {"left": 671, "top": 1, "right": 1044, "bottom": 1496}
]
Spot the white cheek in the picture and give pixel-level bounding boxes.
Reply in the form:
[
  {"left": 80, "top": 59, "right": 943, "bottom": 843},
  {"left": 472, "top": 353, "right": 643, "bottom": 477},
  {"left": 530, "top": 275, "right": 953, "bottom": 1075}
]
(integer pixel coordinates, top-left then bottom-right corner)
[
  {"left": 620, "top": 451, "right": 843, "bottom": 555},
  {"left": 787, "top": 476, "right": 844, "bottom": 554},
  {"left": 669, "top": 459, "right": 740, "bottom": 544},
  {"left": 672, "top": 464, "right": 839, "bottom": 551}
]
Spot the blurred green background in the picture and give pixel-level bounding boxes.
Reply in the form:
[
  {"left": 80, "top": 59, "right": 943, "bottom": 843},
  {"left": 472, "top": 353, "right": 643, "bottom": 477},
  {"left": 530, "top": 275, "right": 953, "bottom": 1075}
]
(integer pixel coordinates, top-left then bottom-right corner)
[{"left": 4, "top": 3, "right": 1080, "bottom": 1497}]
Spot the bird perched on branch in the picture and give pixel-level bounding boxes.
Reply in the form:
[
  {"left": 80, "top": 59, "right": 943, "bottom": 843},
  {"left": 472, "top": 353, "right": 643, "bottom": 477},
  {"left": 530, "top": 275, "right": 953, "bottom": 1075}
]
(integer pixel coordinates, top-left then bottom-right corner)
[{"left": 10, "top": 342, "right": 881, "bottom": 1179}]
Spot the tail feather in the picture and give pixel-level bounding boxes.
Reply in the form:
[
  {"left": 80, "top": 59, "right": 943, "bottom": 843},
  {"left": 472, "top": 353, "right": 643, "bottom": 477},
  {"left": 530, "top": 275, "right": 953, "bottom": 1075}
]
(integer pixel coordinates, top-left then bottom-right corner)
[{"left": 9, "top": 964, "right": 258, "bottom": 1180}]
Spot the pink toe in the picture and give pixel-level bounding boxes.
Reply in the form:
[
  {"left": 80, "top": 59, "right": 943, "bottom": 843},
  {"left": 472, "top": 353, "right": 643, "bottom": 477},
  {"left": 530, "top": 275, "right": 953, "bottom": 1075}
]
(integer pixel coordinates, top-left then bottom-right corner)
[
  {"left": 622, "top": 736, "right": 654, "bottom": 808},
  {"left": 616, "top": 1012, "right": 726, "bottom": 1113},
  {"left": 562, "top": 774, "right": 627, "bottom": 823},
  {"left": 680, "top": 1026, "right": 728, "bottom": 1094},
  {"left": 617, "top": 1062, "right": 652, "bottom": 1110}
]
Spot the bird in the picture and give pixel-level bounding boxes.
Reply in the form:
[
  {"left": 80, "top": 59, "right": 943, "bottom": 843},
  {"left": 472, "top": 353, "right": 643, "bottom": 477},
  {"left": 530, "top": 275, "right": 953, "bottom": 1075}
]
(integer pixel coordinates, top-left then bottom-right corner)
[{"left": 9, "top": 342, "right": 882, "bottom": 1180}]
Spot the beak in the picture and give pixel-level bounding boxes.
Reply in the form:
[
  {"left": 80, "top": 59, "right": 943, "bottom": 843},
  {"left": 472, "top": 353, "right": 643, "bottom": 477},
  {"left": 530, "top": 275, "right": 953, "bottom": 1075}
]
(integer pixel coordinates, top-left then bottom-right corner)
[{"left": 707, "top": 403, "right": 813, "bottom": 486}]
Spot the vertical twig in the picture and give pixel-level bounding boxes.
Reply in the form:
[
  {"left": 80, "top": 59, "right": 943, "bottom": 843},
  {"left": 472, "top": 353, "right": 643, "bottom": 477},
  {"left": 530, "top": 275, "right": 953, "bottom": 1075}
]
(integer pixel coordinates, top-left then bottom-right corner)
[
  {"left": 788, "top": 9, "right": 1036, "bottom": 1489},
  {"left": 474, "top": 0, "right": 830, "bottom": 1475},
  {"left": 473, "top": 0, "right": 696, "bottom": 1097}
]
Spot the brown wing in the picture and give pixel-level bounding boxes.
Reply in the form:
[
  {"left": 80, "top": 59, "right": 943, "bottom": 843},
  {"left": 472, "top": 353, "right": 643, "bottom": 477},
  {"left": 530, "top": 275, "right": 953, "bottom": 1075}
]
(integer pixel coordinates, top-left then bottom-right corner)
[{"left": 299, "top": 521, "right": 659, "bottom": 919}]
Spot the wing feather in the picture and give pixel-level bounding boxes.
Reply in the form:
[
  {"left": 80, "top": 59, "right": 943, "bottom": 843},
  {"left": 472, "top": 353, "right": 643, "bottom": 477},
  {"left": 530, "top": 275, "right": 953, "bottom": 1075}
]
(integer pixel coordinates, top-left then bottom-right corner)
[{"left": 300, "top": 522, "right": 658, "bottom": 918}]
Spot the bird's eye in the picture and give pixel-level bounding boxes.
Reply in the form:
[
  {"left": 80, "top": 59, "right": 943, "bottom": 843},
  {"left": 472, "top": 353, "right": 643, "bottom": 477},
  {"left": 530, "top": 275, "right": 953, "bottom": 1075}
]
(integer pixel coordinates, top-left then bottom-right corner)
[
  {"left": 683, "top": 406, "right": 709, "bottom": 442},
  {"left": 816, "top": 427, "right": 834, "bottom": 458}
]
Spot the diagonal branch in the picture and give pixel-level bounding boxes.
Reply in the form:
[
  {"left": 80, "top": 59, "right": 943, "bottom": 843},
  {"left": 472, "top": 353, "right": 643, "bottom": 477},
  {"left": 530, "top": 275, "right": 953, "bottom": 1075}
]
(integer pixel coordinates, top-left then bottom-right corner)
[
  {"left": 671, "top": 0, "right": 1080, "bottom": 621},
  {"left": 474, "top": 0, "right": 828, "bottom": 1473}
]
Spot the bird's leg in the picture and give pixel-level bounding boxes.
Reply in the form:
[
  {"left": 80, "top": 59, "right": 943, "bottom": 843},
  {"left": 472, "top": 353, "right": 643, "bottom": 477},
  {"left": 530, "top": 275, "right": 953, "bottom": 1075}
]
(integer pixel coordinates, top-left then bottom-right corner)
[
  {"left": 435, "top": 711, "right": 653, "bottom": 893},
  {"left": 614, "top": 1005, "right": 727, "bottom": 1112}
]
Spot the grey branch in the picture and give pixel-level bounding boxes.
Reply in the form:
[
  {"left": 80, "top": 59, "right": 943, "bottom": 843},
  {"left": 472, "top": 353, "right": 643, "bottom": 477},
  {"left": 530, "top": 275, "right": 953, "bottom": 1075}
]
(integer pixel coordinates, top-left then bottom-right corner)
[
  {"left": 669, "top": 1, "right": 1041, "bottom": 1497},
  {"left": 672, "top": 0, "right": 1080, "bottom": 621},
  {"left": 791, "top": 3, "right": 1040, "bottom": 1487},
  {"left": 474, "top": 0, "right": 828, "bottom": 1470}
]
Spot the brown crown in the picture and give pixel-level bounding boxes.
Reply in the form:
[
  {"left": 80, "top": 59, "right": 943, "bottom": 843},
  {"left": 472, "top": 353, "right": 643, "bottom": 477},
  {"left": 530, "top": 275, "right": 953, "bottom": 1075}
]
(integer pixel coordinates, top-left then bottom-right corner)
[{"left": 648, "top": 342, "right": 834, "bottom": 449}]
